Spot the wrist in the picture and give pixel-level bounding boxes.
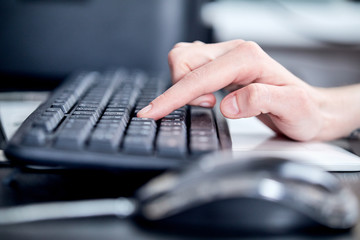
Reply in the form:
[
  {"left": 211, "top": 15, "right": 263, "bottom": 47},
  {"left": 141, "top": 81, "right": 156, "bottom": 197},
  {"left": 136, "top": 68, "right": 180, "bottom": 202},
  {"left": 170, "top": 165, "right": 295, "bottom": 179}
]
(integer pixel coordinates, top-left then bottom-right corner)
[{"left": 315, "top": 84, "right": 360, "bottom": 141}]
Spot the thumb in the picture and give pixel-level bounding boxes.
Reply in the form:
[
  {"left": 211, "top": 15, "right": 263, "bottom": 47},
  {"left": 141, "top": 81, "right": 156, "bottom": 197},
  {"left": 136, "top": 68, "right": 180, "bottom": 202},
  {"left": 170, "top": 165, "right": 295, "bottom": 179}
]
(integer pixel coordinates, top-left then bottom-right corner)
[{"left": 220, "top": 83, "right": 296, "bottom": 119}]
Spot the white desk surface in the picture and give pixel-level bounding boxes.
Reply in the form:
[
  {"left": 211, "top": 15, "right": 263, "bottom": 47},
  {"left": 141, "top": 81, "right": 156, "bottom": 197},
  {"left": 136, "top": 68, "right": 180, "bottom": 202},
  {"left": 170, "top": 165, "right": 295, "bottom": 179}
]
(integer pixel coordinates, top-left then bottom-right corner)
[
  {"left": 228, "top": 118, "right": 360, "bottom": 172},
  {"left": 0, "top": 93, "right": 46, "bottom": 162}
]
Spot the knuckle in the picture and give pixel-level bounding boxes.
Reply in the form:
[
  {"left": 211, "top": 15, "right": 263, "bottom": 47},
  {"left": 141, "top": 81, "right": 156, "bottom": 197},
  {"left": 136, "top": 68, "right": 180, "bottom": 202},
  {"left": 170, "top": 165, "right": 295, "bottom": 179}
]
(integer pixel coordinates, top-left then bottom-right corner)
[
  {"left": 168, "top": 48, "right": 181, "bottom": 62},
  {"left": 234, "top": 41, "right": 264, "bottom": 59},
  {"left": 173, "top": 42, "right": 188, "bottom": 49},
  {"left": 243, "top": 41, "right": 263, "bottom": 57},
  {"left": 193, "top": 40, "right": 204, "bottom": 45},
  {"left": 246, "top": 84, "right": 262, "bottom": 106},
  {"left": 168, "top": 52, "right": 192, "bottom": 82},
  {"left": 232, "top": 41, "right": 266, "bottom": 79},
  {"left": 245, "top": 84, "right": 272, "bottom": 115},
  {"left": 232, "top": 39, "right": 246, "bottom": 47},
  {"left": 168, "top": 49, "right": 187, "bottom": 72}
]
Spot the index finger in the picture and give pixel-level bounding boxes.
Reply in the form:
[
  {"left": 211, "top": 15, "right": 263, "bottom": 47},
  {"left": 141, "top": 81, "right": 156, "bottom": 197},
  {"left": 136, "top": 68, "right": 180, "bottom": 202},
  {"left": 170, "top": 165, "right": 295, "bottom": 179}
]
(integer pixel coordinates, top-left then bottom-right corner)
[{"left": 137, "top": 42, "right": 265, "bottom": 120}]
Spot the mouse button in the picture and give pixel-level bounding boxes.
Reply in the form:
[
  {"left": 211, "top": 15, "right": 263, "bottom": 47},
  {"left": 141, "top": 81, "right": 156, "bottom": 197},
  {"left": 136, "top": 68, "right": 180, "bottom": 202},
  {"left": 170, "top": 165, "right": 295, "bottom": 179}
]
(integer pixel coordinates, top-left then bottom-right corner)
[
  {"left": 195, "top": 155, "right": 282, "bottom": 180},
  {"left": 137, "top": 154, "right": 233, "bottom": 203},
  {"left": 136, "top": 172, "right": 180, "bottom": 202},
  {"left": 278, "top": 162, "right": 342, "bottom": 192},
  {"left": 196, "top": 156, "right": 327, "bottom": 188},
  {"left": 137, "top": 166, "right": 222, "bottom": 207},
  {"left": 198, "top": 154, "right": 283, "bottom": 172},
  {"left": 271, "top": 178, "right": 359, "bottom": 229},
  {"left": 138, "top": 172, "right": 257, "bottom": 221}
]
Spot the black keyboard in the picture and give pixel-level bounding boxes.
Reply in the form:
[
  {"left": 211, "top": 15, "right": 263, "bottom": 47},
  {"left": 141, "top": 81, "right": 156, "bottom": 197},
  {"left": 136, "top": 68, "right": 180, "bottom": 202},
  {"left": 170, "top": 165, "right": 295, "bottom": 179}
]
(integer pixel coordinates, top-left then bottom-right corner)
[{"left": 5, "top": 69, "right": 231, "bottom": 170}]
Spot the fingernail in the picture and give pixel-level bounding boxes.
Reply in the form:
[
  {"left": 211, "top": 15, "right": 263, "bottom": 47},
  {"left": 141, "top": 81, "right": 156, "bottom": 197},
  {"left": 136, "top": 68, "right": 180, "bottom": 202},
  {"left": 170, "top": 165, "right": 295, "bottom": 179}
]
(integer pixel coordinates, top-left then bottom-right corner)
[
  {"left": 199, "top": 102, "right": 212, "bottom": 108},
  {"left": 137, "top": 104, "right": 153, "bottom": 117},
  {"left": 224, "top": 95, "right": 239, "bottom": 115}
]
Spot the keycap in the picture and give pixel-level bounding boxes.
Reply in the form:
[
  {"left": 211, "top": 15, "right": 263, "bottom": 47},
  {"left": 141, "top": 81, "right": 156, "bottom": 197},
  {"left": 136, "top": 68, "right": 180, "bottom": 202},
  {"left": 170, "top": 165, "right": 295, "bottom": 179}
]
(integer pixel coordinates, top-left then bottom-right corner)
[
  {"left": 123, "top": 117, "right": 157, "bottom": 155},
  {"left": 190, "top": 107, "right": 219, "bottom": 154},
  {"left": 88, "top": 123, "right": 125, "bottom": 152},
  {"left": 50, "top": 72, "right": 98, "bottom": 113},
  {"left": 156, "top": 130, "right": 187, "bottom": 158},
  {"left": 68, "top": 72, "right": 98, "bottom": 98},
  {"left": 69, "top": 114, "right": 97, "bottom": 125},
  {"left": 33, "top": 108, "right": 64, "bottom": 132},
  {"left": 190, "top": 107, "right": 216, "bottom": 130},
  {"left": 51, "top": 100, "right": 73, "bottom": 113},
  {"left": 22, "top": 128, "right": 47, "bottom": 146},
  {"left": 54, "top": 120, "right": 93, "bottom": 150},
  {"left": 122, "top": 136, "right": 154, "bottom": 155},
  {"left": 156, "top": 110, "right": 187, "bottom": 158}
]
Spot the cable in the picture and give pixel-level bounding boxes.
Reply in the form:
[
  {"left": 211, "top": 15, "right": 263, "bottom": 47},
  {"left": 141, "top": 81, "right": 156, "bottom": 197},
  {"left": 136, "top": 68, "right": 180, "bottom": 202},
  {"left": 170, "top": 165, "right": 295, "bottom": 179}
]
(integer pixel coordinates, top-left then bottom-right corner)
[{"left": 0, "top": 197, "right": 137, "bottom": 225}]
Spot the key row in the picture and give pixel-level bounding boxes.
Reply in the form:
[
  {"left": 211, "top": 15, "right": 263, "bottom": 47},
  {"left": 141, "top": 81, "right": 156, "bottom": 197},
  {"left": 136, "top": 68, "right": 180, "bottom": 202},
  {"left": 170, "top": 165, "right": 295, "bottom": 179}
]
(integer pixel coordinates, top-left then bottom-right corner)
[{"left": 22, "top": 71, "right": 220, "bottom": 157}]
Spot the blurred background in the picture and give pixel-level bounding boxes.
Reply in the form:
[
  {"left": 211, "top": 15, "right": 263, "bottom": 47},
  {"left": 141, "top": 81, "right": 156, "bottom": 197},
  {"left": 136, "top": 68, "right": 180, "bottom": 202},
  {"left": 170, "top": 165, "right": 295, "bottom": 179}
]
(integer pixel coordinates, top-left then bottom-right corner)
[
  {"left": 0, "top": 0, "right": 210, "bottom": 90},
  {"left": 202, "top": 0, "right": 360, "bottom": 88},
  {"left": 0, "top": 0, "right": 360, "bottom": 90}
]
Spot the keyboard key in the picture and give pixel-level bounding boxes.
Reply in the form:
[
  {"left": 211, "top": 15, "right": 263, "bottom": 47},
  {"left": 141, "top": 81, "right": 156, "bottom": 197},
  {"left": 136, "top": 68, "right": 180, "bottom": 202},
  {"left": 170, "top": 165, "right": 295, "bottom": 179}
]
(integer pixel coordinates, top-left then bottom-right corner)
[
  {"left": 69, "top": 114, "right": 97, "bottom": 125},
  {"left": 75, "top": 106, "right": 99, "bottom": 112},
  {"left": 123, "top": 117, "right": 157, "bottom": 155},
  {"left": 33, "top": 109, "right": 64, "bottom": 132},
  {"left": 45, "top": 107, "right": 65, "bottom": 115},
  {"left": 103, "top": 111, "right": 126, "bottom": 116},
  {"left": 22, "top": 128, "right": 47, "bottom": 146},
  {"left": 190, "top": 107, "right": 219, "bottom": 154},
  {"left": 104, "top": 107, "right": 128, "bottom": 112},
  {"left": 190, "top": 107, "right": 216, "bottom": 130},
  {"left": 68, "top": 72, "right": 98, "bottom": 98},
  {"left": 157, "top": 131, "right": 187, "bottom": 158},
  {"left": 190, "top": 135, "right": 218, "bottom": 154},
  {"left": 54, "top": 120, "right": 93, "bottom": 150},
  {"left": 88, "top": 123, "right": 125, "bottom": 152},
  {"left": 72, "top": 111, "right": 99, "bottom": 119},
  {"left": 123, "top": 136, "right": 154, "bottom": 155},
  {"left": 51, "top": 101, "right": 72, "bottom": 113},
  {"left": 130, "top": 117, "right": 156, "bottom": 127}
]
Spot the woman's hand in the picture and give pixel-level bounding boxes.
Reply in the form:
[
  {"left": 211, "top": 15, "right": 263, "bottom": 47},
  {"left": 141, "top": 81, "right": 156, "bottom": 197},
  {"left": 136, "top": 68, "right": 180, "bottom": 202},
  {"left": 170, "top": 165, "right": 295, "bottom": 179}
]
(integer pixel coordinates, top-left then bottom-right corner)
[{"left": 137, "top": 40, "right": 360, "bottom": 141}]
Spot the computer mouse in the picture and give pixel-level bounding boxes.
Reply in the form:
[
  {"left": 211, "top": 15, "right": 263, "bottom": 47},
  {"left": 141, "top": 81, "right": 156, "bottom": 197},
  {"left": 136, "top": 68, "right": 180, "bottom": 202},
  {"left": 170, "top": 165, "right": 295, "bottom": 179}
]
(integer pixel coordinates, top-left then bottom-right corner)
[{"left": 135, "top": 152, "right": 359, "bottom": 235}]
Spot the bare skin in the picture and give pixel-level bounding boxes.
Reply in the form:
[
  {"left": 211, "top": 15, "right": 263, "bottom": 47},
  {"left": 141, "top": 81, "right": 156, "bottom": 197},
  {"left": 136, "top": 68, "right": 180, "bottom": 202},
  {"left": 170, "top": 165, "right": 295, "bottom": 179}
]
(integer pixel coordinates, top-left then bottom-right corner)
[{"left": 138, "top": 40, "right": 360, "bottom": 142}]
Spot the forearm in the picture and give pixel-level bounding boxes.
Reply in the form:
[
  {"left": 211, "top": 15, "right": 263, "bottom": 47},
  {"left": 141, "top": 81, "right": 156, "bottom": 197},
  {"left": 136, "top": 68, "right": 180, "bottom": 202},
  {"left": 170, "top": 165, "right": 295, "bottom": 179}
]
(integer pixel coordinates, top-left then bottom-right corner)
[{"left": 316, "top": 83, "right": 360, "bottom": 140}]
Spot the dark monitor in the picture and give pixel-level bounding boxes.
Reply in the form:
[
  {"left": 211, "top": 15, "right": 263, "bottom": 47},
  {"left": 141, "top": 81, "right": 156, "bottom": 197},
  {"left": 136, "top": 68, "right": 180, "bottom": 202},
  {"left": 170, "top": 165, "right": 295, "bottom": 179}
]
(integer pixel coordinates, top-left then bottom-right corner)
[{"left": 0, "top": 0, "right": 209, "bottom": 90}]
